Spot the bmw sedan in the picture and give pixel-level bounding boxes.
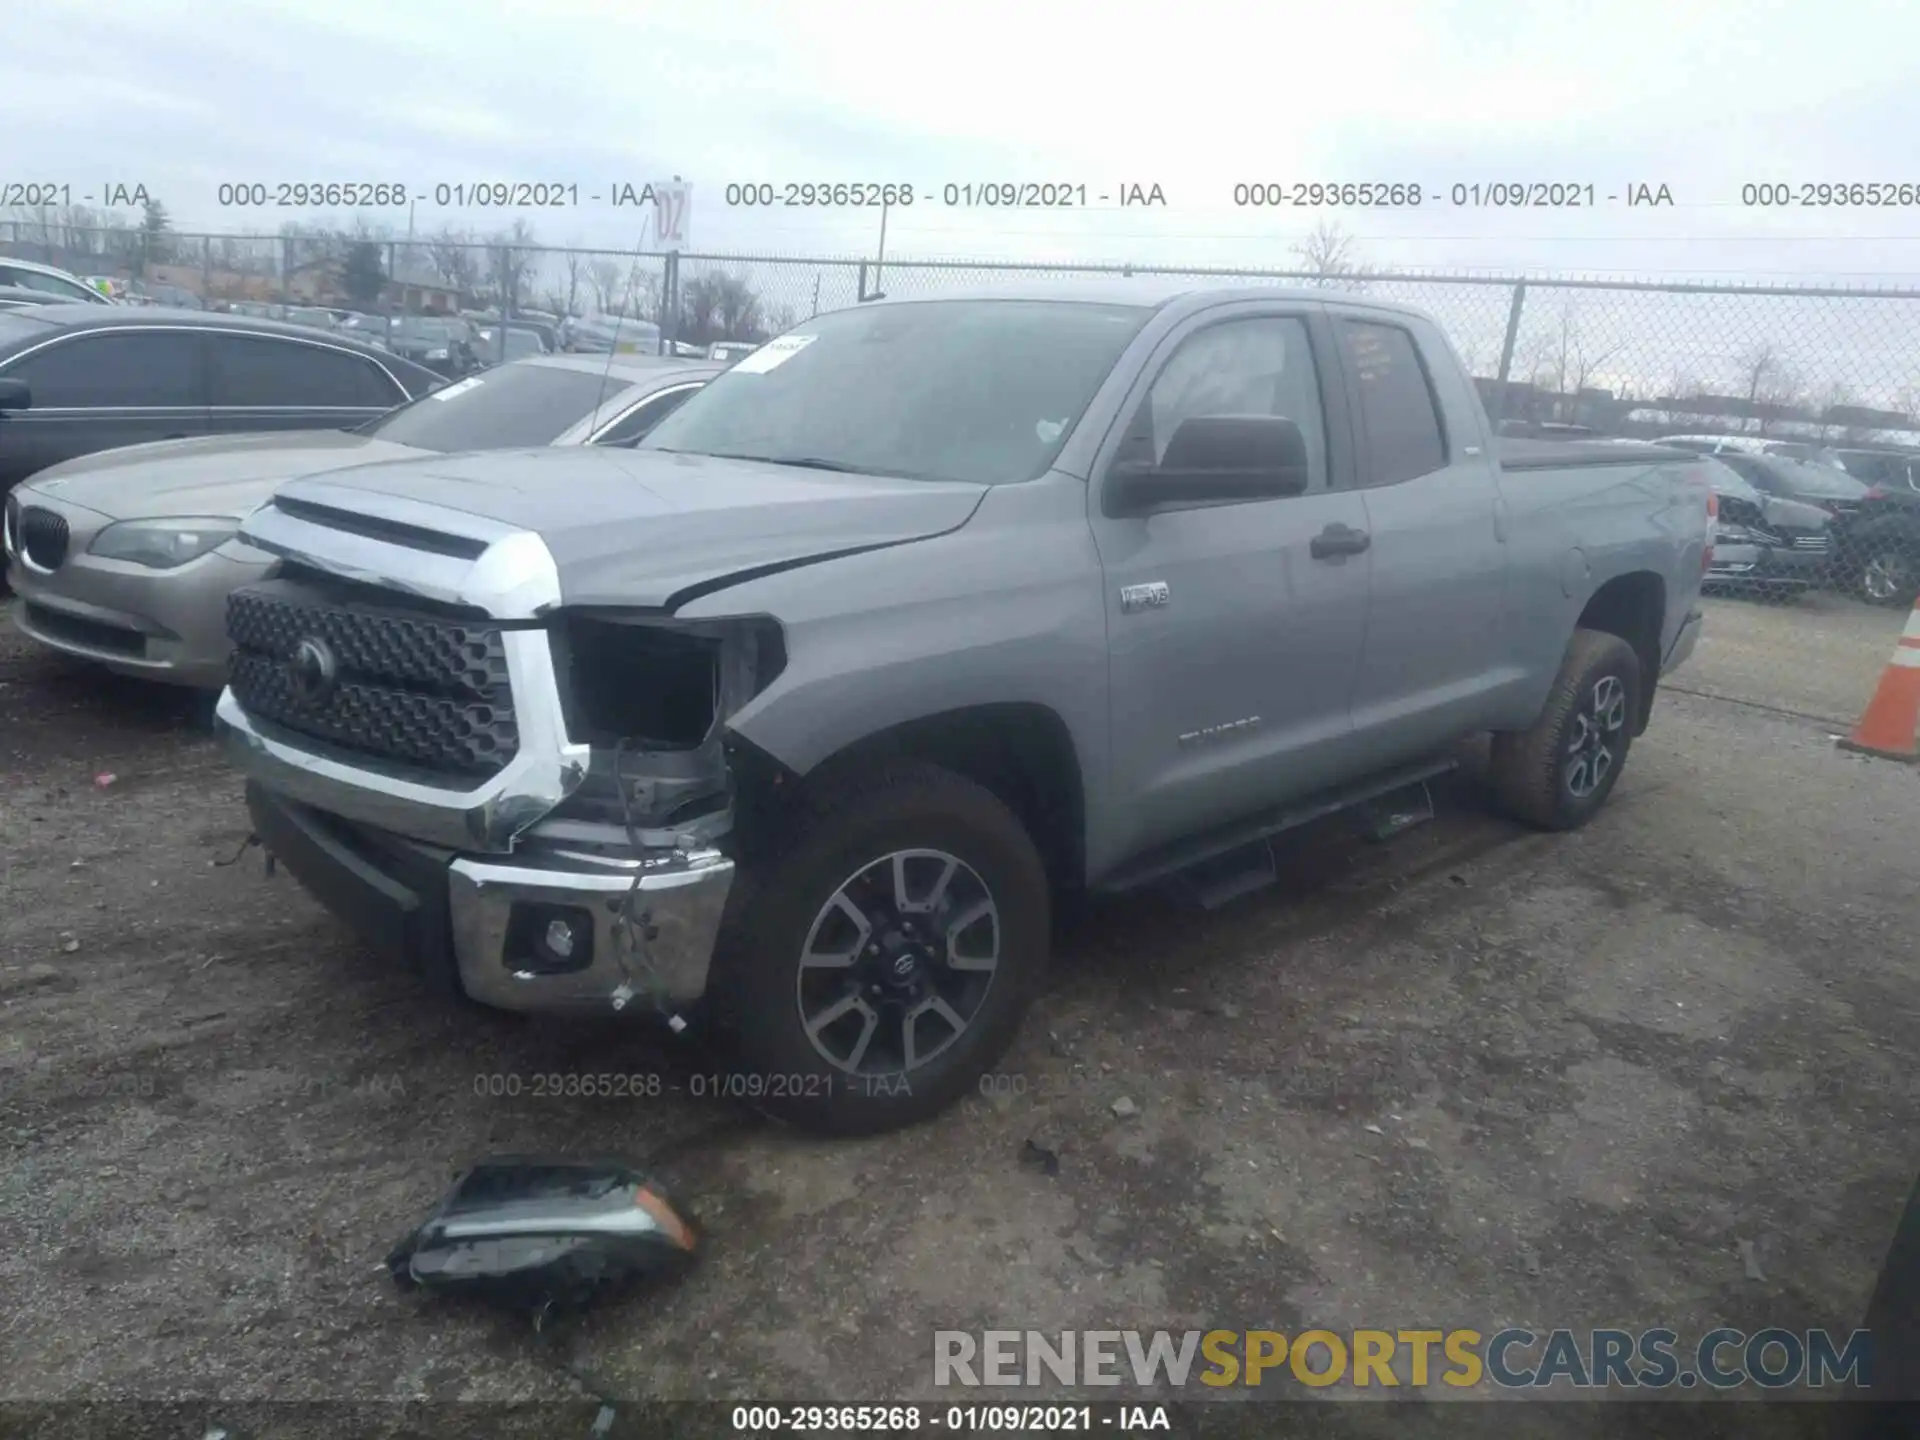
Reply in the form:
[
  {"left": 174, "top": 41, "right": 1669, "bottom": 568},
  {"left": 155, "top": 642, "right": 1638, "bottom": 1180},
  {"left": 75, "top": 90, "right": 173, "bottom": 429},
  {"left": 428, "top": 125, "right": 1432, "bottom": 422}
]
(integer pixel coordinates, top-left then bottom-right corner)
[
  {"left": 5, "top": 355, "right": 720, "bottom": 687},
  {"left": 0, "top": 304, "right": 443, "bottom": 499}
]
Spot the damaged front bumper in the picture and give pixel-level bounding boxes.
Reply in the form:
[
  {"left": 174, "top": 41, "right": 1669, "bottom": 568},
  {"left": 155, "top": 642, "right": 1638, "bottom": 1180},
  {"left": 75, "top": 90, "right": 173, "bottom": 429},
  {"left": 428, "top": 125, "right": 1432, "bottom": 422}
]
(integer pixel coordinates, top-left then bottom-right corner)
[{"left": 244, "top": 780, "right": 734, "bottom": 1013}]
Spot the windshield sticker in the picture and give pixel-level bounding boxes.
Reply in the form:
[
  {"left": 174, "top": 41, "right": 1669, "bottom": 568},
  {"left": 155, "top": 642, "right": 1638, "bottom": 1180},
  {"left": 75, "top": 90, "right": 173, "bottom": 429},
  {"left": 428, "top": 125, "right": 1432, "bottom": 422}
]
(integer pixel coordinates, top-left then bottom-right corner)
[
  {"left": 430, "top": 376, "right": 484, "bottom": 401},
  {"left": 1035, "top": 418, "right": 1065, "bottom": 443},
  {"left": 731, "top": 333, "right": 817, "bottom": 373}
]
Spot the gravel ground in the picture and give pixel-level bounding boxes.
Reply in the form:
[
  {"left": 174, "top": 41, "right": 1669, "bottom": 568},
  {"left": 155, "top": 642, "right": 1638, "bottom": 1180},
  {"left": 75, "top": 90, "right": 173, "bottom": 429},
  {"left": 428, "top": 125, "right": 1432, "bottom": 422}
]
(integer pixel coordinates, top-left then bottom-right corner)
[{"left": 1, "top": 592, "right": 1915, "bottom": 1438}]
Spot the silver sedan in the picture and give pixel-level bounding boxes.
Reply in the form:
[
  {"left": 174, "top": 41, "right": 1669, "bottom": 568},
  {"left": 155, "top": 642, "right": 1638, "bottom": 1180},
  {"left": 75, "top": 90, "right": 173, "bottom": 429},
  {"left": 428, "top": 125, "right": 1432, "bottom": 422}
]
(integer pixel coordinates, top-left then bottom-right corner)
[{"left": 5, "top": 355, "right": 718, "bottom": 687}]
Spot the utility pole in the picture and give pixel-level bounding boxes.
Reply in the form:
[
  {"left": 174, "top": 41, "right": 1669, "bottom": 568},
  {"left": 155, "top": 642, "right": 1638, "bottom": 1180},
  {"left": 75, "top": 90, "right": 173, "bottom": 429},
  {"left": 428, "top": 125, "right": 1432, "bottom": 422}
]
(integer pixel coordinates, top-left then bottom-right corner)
[{"left": 873, "top": 197, "right": 889, "bottom": 299}]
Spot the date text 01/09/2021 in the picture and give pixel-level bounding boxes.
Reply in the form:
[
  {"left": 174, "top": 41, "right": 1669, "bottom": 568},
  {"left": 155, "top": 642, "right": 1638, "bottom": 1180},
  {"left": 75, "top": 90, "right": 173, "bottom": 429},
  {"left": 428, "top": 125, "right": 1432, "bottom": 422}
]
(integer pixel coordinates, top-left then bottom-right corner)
[
  {"left": 721, "top": 183, "right": 1168, "bottom": 208},
  {"left": 467, "top": 1071, "right": 906, "bottom": 1101},
  {"left": 1227, "top": 181, "right": 1677, "bottom": 207},
  {"left": 728, "top": 1404, "right": 1172, "bottom": 1431}
]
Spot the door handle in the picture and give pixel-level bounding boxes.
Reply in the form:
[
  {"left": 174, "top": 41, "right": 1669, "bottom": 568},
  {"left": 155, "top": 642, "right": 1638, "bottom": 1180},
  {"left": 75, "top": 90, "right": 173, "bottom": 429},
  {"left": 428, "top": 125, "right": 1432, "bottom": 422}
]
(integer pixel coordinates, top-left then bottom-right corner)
[{"left": 1310, "top": 523, "right": 1371, "bottom": 559}]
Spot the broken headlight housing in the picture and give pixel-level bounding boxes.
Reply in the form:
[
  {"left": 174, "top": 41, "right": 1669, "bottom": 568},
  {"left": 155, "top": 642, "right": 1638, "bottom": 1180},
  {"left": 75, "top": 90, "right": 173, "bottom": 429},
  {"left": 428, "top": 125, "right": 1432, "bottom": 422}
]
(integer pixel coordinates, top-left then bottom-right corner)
[{"left": 543, "top": 613, "right": 786, "bottom": 841}]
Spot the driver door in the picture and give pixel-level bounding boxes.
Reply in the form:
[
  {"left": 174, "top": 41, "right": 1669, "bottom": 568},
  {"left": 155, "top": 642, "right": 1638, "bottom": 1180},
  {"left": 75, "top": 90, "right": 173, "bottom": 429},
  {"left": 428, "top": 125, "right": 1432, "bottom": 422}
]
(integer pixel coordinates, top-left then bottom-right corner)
[{"left": 1087, "top": 303, "right": 1373, "bottom": 868}]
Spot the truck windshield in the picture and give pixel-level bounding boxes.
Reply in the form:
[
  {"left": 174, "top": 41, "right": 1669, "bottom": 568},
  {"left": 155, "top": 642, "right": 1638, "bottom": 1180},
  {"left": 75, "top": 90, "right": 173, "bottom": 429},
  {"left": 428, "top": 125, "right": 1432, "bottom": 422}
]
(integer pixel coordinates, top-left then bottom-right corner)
[{"left": 638, "top": 299, "right": 1152, "bottom": 484}]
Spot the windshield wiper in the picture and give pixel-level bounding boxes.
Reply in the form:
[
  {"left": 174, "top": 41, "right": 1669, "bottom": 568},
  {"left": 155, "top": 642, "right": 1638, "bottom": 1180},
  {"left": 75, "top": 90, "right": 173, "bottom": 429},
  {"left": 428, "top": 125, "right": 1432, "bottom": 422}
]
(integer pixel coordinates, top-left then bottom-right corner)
[{"left": 683, "top": 451, "right": 925, "bottom": 479}]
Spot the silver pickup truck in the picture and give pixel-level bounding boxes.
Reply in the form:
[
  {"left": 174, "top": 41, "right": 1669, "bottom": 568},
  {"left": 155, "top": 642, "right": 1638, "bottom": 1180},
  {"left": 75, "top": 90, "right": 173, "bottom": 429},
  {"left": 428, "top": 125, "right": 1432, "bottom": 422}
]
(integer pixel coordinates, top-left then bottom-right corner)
[{"left": 214, "top": 283, "right": 1713, "bottom": 1135}]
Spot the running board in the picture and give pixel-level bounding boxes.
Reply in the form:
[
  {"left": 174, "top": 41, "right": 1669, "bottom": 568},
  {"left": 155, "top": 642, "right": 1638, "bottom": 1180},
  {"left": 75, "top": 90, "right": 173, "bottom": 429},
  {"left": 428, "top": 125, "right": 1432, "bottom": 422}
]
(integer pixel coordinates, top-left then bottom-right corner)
[{"left": 1097, "top": 755, "right": 1459, "bottom": 904}]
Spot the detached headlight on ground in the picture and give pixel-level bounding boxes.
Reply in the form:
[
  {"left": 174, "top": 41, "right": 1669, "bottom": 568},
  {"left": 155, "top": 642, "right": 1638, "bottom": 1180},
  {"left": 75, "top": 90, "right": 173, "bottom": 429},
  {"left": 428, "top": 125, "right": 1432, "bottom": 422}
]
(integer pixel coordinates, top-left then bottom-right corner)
[{"left": 88, "top": 518, "right": 239, "bottom": 568}]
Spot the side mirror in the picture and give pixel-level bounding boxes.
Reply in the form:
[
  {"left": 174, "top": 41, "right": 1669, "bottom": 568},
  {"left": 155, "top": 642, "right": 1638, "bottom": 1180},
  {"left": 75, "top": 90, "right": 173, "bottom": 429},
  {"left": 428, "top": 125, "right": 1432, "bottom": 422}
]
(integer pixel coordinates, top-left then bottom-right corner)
[
  {"left": 1107, "top": 414, "right": 1310, "bottom": 516},
  {"left": 0, "top": 377, "right": 31, "bottom": 412}
]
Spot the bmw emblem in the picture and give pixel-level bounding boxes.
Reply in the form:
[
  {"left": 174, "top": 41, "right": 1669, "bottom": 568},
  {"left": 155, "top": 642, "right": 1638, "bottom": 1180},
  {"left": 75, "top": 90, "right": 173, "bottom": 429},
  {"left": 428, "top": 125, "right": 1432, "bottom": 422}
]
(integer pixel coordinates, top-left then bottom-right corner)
[{"left": 289, "top": 636, "right": 338, "bottom": 706}]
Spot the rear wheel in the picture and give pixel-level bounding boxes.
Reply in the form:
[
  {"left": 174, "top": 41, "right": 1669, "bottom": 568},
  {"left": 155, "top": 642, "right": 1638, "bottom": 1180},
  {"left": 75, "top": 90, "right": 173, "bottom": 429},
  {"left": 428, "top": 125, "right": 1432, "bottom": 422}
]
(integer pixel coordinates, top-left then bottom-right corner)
[
  {"left": 1489, "top": 629, "right": 1642, "bottom": 831},
  {"left": 706, "top": 760, "right": 1049, "bottom": 1136}
]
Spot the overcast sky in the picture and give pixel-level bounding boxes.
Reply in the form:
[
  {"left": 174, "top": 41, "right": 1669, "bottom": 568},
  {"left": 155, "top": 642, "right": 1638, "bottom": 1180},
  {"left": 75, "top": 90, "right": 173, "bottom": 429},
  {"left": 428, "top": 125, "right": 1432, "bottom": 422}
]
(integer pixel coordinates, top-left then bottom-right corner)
[{"left": 7, "top": 0, "right": 1920, "bottom": 284}]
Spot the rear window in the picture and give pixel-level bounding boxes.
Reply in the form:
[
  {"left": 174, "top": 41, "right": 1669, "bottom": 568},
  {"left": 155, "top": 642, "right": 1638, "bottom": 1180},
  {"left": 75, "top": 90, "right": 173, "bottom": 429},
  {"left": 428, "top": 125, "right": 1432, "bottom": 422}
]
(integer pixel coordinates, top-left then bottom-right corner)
[
  {"left": 1339, "top": 320, "right": 1448, "bottom": 485},
  {"left": 365, "top": 362, "right": 634, "bottom": 450},
  {"left": 1768, "top": 459, "right": 1873, "bottom": 499}
]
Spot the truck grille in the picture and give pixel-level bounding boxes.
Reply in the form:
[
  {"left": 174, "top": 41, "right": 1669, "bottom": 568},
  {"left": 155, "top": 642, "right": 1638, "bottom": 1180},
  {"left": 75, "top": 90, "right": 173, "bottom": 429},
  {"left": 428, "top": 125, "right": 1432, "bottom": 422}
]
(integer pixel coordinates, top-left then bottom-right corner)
[
  {"left": 19, "top": 507, "right": 70, "bottom": 571},
  {"left": 226, "top": 581, "right": 518, "bottom": 776},
  {"left": 1787, "top": 533, "right": 1830, "bottom": 552}
]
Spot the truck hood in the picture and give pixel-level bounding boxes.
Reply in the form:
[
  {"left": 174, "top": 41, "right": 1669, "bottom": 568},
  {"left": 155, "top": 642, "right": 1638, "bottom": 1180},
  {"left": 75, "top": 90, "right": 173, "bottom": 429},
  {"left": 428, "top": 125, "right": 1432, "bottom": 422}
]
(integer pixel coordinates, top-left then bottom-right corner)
[
  {"left": 19, "top": 430, "right": 430, "bottom": 522},
  {"left": 275, "top": 446, "right": 989, "bottom": 609}
]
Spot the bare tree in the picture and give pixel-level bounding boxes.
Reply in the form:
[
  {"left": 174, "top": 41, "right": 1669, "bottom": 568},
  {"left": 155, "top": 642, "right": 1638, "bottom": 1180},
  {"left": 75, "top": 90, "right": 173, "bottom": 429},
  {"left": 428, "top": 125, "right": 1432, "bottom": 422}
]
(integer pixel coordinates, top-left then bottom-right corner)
[
  {"left": 425, "top": 226, "right": 481, "bottom": 297},
  {"left": 488, "top": 219, "right": 539, "bottom": 311},
  {"left": 557, "top": 245, "right": 586, "bottom": 317},
  {"left": 587, "top": 258, "right": 623, "bottom": 313},
  {"left": 1290, "top": 221, "right": 1366, "bottom": 290},
  {"left": 1812, "top": 384, "right": 1858, "bottom": 445},
  {"left": 1729, "top": 342, "right": 1808, "bottom": 433},
  {"left": 1522, "top": 303, "right": 1623, "bottom": 421},
  {"left": 680, "top": 272, "right": 723, "bottom": 342}
]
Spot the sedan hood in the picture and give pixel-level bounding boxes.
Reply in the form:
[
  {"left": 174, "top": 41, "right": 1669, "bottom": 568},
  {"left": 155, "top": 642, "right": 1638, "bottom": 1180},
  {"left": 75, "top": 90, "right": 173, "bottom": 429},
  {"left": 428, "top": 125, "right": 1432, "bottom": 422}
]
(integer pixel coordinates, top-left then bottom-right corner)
[
  {"left": 21, "top": 430, "right": 430, "bottom": 522},
  {"left": 1762, "top": 495, "right": 1833, "bottom": 530},
  {"left": 277, "top": 447, "right": 988, "bottom": 608}
]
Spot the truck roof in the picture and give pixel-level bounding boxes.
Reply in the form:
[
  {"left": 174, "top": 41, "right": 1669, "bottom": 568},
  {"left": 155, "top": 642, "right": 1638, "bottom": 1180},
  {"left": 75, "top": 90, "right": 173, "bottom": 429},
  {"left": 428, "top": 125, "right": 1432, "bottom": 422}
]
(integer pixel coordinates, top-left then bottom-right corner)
[{"left": 856, "top": 279, "right": 1436, "bottom": 325}]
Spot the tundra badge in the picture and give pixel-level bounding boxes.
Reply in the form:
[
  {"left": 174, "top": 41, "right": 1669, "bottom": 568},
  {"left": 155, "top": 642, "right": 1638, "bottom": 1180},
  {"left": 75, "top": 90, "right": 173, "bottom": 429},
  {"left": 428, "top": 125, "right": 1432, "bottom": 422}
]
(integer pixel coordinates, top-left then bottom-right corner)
[{"left": 1119, "top": 581, "right": 1171, "bottom": 614}]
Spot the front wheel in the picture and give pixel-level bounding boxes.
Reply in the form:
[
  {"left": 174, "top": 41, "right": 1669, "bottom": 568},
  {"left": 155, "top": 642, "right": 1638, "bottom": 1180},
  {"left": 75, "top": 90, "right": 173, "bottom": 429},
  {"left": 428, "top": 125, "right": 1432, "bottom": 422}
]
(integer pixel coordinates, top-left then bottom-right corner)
[
  {"left": 705, "top": 760, "right": 1050, "bottom": 1136},
  {"left": 1858, "top": 546, "right": 1919, "bottom": 607},
  {"left": 1489, "top": 629, "right": 1643, "bottom": 831}
]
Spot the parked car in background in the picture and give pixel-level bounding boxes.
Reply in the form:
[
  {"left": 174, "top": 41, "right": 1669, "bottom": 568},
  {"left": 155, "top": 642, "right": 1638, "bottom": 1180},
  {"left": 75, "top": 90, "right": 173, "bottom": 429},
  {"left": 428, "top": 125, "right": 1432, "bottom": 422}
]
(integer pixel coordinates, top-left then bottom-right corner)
[
  {"left": 1700, "top": 457, "right": 1833, "bottom": 597},
  {"left": 280, "top": 306, "right": 341, "bottom": 334},
  {"left": 381, "top": 316, "right": 481, "bottom": 377},
  {"left": 472, "top": 324, "right": 550, "bottom": 364},
  {"left": 1826, "top": 447, "right": 1920, "bottom": 494},
  {"left": 0, "top": 286, "right": 65, "bottom": 312},
  {"left": 143, "top": 283, "right": 205, "bottom": 310},
  {"left": 5, "top": 355, "right": 718, "bottom": 686},
  {"left": 1659, "top": 433, "right": 1771, "bottom": 457},
  {"left": 0, "top": 305, "right": 442, "bottom": 505},
  {"left": 1709, "top": 449, "right": 1920, "bottom": 604},
  {"left": 0, "top": 258, "right": 116, "bottom": 306},
  {"left": 566, "top": 313, "right": 661, "bottom": 355}
]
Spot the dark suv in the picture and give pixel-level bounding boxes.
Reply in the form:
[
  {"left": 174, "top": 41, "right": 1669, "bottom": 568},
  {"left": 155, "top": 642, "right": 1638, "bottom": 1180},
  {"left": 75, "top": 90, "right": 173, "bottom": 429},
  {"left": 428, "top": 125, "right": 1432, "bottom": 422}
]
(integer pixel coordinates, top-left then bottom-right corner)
[{"left": 1712, "top": 451, "right": 1920, "bottom": 605}]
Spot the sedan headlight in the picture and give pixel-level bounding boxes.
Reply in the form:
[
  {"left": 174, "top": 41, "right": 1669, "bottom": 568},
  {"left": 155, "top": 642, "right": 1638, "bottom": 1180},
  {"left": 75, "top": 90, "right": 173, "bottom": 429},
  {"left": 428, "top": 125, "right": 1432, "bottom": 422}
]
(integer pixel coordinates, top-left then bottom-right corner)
[{"left": 88, "top": 517, "right": 239, "bottom": 569}]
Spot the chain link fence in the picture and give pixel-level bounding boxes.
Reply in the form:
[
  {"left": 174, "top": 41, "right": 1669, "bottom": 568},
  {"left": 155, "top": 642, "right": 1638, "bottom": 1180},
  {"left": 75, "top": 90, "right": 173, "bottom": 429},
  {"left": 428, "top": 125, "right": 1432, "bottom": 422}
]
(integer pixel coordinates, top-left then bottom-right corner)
[{"left": 7, "top": 221, "right": 1920, "bottom": 618}]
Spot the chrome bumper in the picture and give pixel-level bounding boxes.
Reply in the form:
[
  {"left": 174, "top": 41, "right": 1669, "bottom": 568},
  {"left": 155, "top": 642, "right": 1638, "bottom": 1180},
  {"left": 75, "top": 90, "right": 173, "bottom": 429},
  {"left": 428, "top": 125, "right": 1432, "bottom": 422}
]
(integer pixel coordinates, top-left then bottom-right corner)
[
  {"left": 244, "top": 780, "right": 733, "bottom": 1015},
  {"left": 450, "top": 843, "right": 735, "bottom": 1011}
]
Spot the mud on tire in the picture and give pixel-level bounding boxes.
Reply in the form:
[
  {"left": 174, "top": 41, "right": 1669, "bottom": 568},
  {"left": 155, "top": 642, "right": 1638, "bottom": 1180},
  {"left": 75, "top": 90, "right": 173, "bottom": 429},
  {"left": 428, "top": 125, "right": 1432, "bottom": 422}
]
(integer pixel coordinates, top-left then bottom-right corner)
[
  {"left": 705, "top": 759, "right": 1050, "bottom": 1136},
  {"left": 1489, "top": 628, "right": 1643, "bottom": 832}
]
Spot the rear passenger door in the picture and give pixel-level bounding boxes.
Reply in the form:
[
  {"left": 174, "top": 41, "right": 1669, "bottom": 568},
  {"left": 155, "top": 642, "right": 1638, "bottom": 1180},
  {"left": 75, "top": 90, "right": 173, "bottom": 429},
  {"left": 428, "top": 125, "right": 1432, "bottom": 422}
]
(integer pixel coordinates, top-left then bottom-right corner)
[
  {"left": 0, "top": 329, "right": 210, "bottom": 487},
  {"left": 206, "top": 333, "right": 404, "bottom": 435},
  {"left": 1336, "top": 315, "right": 1511, "bottom": 758}
]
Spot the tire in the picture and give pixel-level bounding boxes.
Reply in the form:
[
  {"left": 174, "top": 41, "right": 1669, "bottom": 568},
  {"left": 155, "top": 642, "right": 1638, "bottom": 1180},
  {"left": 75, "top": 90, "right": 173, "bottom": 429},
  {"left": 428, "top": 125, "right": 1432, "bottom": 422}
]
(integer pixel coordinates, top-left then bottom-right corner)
[
  {"left": 1857, "top": 545, "right": 1919, "bottom": 607},
  {"left": 1489, "top": 629, "right": 1642, "bottom": 832},
  {"left": 705, "top": 759, "right": 1050, "bottom": 1136}
]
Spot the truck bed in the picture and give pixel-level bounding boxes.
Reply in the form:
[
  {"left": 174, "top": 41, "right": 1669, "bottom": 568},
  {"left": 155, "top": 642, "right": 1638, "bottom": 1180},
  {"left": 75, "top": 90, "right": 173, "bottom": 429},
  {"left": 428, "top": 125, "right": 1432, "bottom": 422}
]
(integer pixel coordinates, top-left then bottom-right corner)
[{"left": 1497, "top": 437, "right": 1693, "bottom": 471}]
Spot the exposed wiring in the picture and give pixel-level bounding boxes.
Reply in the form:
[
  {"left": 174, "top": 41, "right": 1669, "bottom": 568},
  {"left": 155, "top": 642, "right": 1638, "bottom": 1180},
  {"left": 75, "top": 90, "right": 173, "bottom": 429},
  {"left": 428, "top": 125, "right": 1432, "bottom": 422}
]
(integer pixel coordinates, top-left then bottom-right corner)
[
  {"left": 609, "top": 736, "right": 667, "bottom": 1022},
  {"left": 212, "top": 832, "right": 260, "bottom": 867}
]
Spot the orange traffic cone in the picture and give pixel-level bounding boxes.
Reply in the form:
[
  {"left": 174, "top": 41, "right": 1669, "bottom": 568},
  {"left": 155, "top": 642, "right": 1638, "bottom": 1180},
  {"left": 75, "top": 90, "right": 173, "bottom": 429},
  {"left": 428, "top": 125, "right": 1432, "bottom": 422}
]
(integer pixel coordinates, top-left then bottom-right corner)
[{"left": 1838, "top": 599, "right": 1920, "bottom": 762}]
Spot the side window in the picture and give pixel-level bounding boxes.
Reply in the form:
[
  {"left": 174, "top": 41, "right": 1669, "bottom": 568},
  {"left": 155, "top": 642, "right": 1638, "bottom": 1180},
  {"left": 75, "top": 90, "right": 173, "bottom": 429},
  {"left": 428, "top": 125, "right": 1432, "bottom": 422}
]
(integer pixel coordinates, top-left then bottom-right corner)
[
  {"left": 1117, "top": 316, "right": 1329, "bottom": 493},
  {"left": 4, "top": 332, "right": 203, "bottom": 407},
  {"left": 594, "top": 385, "right": 702, "bottom": 446},
  {"left": 1339, "top": 320, "right": 1447, "bottom": 486},
  {"left": 355, "top": 359, "right": 406, "bottom": 407},
  {"left": 209, "top": 335, "right": 382, "bottom": 407}
]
